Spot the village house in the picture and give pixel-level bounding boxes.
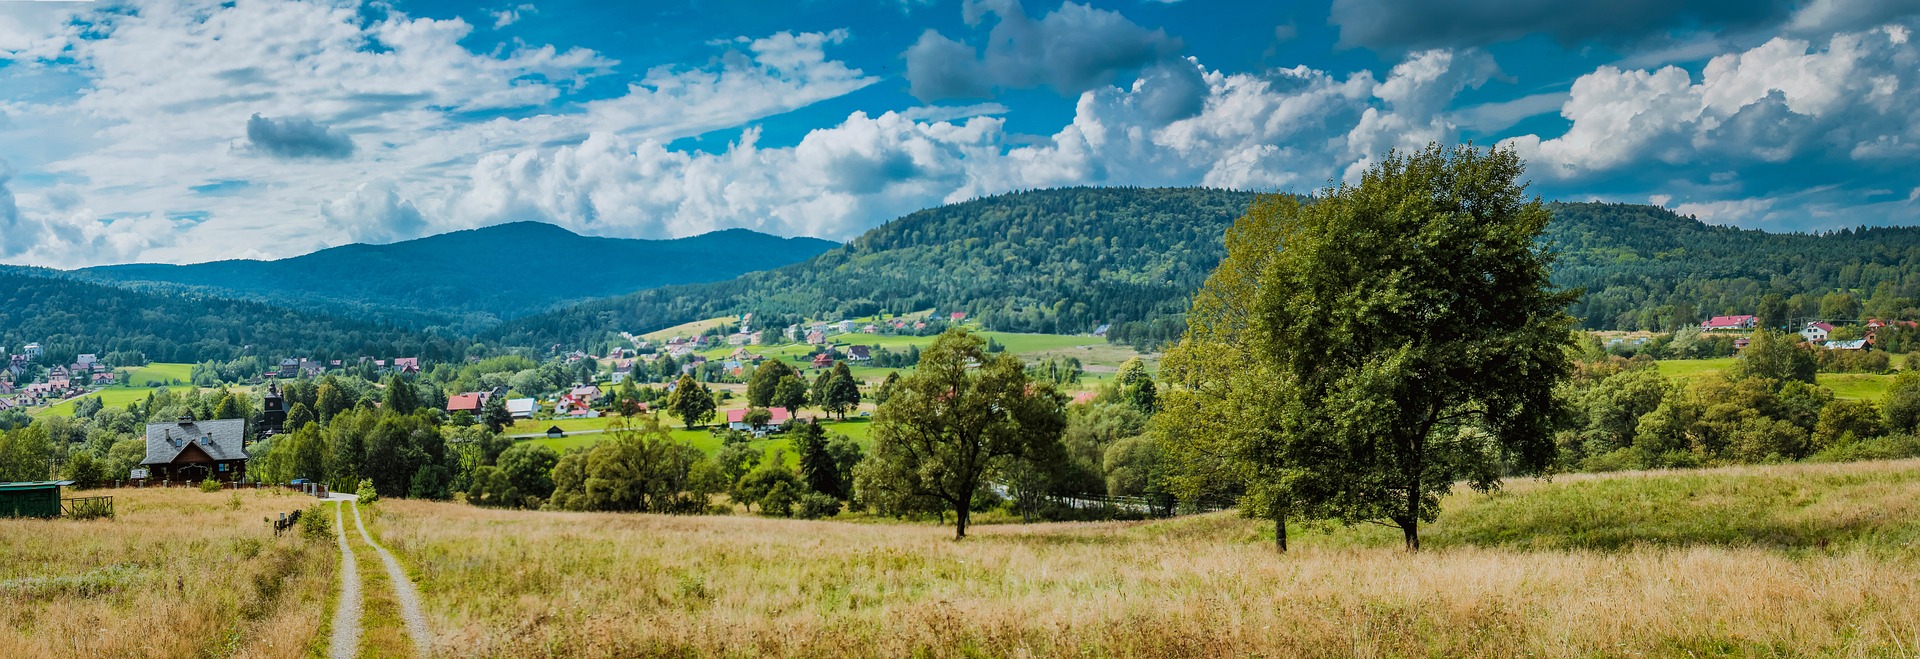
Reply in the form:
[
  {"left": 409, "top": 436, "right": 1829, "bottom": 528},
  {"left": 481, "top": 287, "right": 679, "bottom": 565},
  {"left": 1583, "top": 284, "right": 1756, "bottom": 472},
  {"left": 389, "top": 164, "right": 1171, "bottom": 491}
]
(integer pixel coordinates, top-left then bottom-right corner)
[
  {"left": 505, "top": 398, "right": 537, "bottom": 419},
  {"left": 140, "top": 415, "right": 248, "bottom": 483},
  {"left": 1802, "top": 322, "right": 1834, "bottom": 342},
  {"left": 610, "top": 361, "right": 634, "bottom": 383},
  {"left": 847, "top": 345, "right": 872, "bottom": 362},
  {"left": 1701, "top": 315, "right": 1756, "bottom": 331},
  {"left": 812, "top": 352, "right": 835, "bottom": 369},
  {"left": 835, "top": 320, "right": 857, "bottom": 334},
  {"left": 446, "top": 392, "right": 489, "bottom": 414},
  {"left": 1824, "top": 339, "right": 1869, "bottom": 351},
  {"left": 950, "top": 312, "right": 968, "bottom": 322},
  {"left": 21, "top": 343, "right": 42, "bottom": 358},
  {"left": 863, "top": 324, "right": 879, "bottom": 334},
  {"left": 806, "top": 331, "right": 827, "bottom": 345},
  {"left": 726, "top": 407, "right": 791, "bottom": 432}
]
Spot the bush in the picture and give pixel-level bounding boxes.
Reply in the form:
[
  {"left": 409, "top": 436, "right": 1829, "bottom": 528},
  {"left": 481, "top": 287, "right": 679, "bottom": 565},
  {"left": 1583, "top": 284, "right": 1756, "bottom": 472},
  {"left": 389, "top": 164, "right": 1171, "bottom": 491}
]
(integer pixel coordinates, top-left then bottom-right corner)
[
  {"left": 198, "top": 478, "right": 225, "bottom": 493},
  {"left": 796, "top": 492, "right": 841, "bottom": 519},
  {"left": 1807, "top": 434, "right": 1920, "bottom": 463},
  {"left": 355, "top": 478, "right": 379, "bottom": 503},
  {"left": 761, "top": 481, "right": 797, "bottom": 517},
  {"left": 1578, "top": 447, "right": 1643, "bottom": 473},
  {"left": 300, "top": 504, "right": 331, "bottom": 541}
]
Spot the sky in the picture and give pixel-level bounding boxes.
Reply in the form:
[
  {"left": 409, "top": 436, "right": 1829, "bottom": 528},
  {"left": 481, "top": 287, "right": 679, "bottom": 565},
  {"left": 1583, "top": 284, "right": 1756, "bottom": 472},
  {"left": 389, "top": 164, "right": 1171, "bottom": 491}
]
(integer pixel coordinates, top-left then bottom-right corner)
[{"left": 2, "top": 0, "right": 1919, "bottom": 267}]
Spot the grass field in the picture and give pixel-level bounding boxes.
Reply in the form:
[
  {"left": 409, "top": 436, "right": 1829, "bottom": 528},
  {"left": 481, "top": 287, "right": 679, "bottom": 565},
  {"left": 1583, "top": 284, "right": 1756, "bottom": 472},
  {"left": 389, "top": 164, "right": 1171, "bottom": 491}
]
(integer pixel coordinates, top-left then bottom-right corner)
[
  {"left": 356, "top": 458, "right": 1920, "bottom": 657},
  {"left": 36, "top": 384, "right": 192, "bottom": 417},
  {"left": 17, "top": 460, "right": 1920, "bottom": 656},
  {"left": 1655, "top": 357, "right": 1895, "bottom": 400},
  {"left": 0, "top": 487, "right": 334, "bottom": 657},
  {"left": 126, "top": 362, "right": 193, "bottom": 387}
]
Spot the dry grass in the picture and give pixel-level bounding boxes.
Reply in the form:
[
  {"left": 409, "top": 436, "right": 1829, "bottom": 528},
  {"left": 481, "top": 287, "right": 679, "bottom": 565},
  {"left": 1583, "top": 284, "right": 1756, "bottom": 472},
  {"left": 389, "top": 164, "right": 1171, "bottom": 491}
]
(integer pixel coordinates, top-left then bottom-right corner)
[
  {"left": 0, "top": 486, "right": 333, "bottom": 658},
  {"left": 371, "top": 461, "right": 1920, "bottom": 658}
]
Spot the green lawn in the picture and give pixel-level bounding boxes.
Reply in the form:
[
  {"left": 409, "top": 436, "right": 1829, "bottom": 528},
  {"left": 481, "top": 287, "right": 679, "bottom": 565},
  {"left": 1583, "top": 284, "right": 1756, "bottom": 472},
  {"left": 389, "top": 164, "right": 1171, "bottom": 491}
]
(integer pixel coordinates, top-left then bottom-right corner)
[
  {"left": 37, "top": 385, "right": 192, "bottom": 417},
  {"left": 1655, "top": 358, "right": 1894, "bottom": 400},
  {"left": 126, "top": 362, "right": 193, "bottom": 387}
]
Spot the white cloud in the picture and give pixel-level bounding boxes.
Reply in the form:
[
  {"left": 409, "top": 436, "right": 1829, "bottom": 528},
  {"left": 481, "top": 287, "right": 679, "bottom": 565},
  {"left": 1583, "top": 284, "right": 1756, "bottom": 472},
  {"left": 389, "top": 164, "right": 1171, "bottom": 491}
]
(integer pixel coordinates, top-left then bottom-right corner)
[{"left": 1506, "top": 24, "right": 1920, "bottom": 179}]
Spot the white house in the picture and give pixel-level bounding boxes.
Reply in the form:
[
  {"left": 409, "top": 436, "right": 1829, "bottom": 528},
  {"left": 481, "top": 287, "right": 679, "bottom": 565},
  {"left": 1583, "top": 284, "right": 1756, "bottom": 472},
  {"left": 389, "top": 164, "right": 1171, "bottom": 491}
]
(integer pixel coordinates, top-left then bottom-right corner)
[
  {"left": 1801, "top": 322, "right": 1834, "bottom": 343},
  {"left": 505, "top": 398, "right": 537, "bottom": 419},
  {"left": 726, "top": 407, "right": 791, "bottom": 432}
]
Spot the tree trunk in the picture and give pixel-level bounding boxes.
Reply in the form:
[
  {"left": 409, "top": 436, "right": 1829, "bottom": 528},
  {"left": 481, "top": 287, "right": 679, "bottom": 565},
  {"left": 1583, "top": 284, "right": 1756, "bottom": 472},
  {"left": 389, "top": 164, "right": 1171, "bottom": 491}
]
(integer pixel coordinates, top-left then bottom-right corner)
[
  {"left": 955, "top": 504, "right": 969, "bottom": 540},
  {"left": 1402, "top": 483, "right": 1422, "bottom": 552},
  {"left": 1274, "top": 512, "right": 1288, "bottom": 553}
]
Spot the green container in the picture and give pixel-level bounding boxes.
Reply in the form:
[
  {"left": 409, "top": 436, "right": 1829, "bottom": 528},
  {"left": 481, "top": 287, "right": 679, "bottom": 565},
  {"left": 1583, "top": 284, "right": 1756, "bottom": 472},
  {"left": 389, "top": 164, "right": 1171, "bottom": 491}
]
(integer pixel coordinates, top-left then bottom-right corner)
[{"left": 0, "top": 481, "right": 71, "bottom": 518}]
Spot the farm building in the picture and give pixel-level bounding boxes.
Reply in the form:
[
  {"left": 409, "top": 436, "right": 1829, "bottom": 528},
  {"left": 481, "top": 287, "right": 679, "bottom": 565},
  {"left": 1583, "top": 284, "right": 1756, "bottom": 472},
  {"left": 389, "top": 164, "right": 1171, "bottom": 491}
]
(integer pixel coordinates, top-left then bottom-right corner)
[
  {"left": 142, "top": 416, "right": 249, "bottom": 483},
  {"left": 0, "top": 481, "right": 72, "bottom": 518},
  {"left": 727, "top": 407, "right": 792, "bottom": 432},
  {"left": 1701, "top": 315, "right": 1756, "bottom": 331}
]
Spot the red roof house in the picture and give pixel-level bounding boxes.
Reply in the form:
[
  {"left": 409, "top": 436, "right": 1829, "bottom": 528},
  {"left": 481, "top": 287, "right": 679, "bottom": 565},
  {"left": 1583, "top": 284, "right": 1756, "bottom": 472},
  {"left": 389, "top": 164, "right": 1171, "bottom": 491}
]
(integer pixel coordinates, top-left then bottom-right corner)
[
  {"left": 1701, "top": 315, "right": 1756, "bottom": 331},
  {"left": 446, "top": 393, "right": 487, "bottom": 413}
]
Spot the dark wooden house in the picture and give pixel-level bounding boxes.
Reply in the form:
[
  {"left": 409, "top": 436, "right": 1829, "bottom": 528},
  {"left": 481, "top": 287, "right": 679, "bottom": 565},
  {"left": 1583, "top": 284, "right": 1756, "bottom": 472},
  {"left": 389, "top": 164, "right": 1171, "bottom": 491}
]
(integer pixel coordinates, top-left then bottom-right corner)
[{"left": 142, "top": 415, "right": 249, "bottom": 483}]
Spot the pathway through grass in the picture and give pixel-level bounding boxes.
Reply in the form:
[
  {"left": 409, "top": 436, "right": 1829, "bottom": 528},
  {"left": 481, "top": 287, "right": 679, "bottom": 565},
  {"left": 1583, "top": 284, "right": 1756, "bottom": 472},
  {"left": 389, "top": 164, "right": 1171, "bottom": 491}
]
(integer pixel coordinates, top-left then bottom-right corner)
[{"left": 328, "top": 500, "right": 361, "bottom": 659}]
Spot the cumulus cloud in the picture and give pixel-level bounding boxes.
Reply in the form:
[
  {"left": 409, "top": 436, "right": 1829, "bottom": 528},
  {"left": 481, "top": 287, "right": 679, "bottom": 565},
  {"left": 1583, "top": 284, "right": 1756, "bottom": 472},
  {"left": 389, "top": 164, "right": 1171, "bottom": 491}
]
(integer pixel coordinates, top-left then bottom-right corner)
[
  {"left": 0, "top": 165, "right": 38, "bottom": 257},
  {"left": 1330, "top": 0, "right": 1799, "bottom": 50},
  {"left": 904, "top": 0, "right": 1182, "bottom": 100},
  {"left": 1505, "top": 25, "right": 1920, "bottom": 179},
  {"left": 242, "top": 114, "right": 355, "bottom": 160},
  {"left": 322, "top": 182, "right": 429, "bottom": 245}
]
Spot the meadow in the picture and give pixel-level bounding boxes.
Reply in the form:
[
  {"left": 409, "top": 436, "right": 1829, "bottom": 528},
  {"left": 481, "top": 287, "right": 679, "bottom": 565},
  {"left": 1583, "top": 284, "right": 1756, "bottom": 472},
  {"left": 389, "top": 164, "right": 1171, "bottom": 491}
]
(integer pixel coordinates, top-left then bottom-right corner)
[
  {"left": 1655, "top": 357, "right": 1894, "bottom": 400},
  {"left": 10, "top": 460, "right": 1920, "bottom": 656},
  {"left": 359, "top": 459, "right": 1920, "bottom": 658},
  {"left": 0, "top": 486, "right": 334, "bottom": 657},
  {"left": 31, "top": 362, "right": 204, "bottom": 417}
]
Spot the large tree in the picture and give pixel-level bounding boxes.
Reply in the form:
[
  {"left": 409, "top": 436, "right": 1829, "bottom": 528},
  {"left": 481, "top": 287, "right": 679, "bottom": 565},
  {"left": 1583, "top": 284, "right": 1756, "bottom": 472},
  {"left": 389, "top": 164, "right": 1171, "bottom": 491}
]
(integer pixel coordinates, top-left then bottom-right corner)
[
  {"left": 746, "top": 359, "right": 795, "bottom": 408},
  {"left": 824, "top": 362, "right": 861, "bottom": 420},
  {"left": 665, "top": 374, "right": 716, "bottom": 429},
  {"left": 854, "top": 329, "right": 1067, "bottom": 539},
  {"left": 1165, "top": 144, "right": 1575, "bottom": 552}
]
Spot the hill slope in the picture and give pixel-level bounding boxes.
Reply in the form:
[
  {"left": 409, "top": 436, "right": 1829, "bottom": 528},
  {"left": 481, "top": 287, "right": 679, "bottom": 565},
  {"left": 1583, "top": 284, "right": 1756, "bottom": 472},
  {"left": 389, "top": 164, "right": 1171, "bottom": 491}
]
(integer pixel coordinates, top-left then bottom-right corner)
[
  {"left": 0, "top": 269, "right": 455, "bottom": 364},
  {"left": 492, "top": 188, "right": 1920, "bottom": 350},
  {"left": 74, "top": 222, "right": 838, "bottom": 331}
]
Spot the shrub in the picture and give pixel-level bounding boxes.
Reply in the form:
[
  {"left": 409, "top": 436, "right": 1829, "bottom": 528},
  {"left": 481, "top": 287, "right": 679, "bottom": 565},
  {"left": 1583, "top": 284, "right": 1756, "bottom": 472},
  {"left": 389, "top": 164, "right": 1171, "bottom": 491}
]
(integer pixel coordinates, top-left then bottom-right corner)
[
  {"left": 355, "top": 478, "right": 379, "bottom": 503},
  {"left": 199, "top": 478, "right": 225, "bottom": 493},
  {"left": 299, "top": 504, "right": 331, "bottom": 541},
  {"left": 1808, "top": 434, "right": 1920, "bottom": 463},
  {"left": 796, "top": 492, "right": 841, "bottom": 519},
  {"left": 761, "top": 481, "right": 797, "bottom": 517}
]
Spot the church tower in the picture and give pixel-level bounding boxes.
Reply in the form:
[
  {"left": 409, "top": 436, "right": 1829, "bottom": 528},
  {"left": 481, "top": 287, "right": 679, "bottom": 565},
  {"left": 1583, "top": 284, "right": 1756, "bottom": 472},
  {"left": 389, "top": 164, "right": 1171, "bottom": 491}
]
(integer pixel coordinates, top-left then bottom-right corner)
[{"left": 260, "top": 382, "right": 287, "bottom": 438}]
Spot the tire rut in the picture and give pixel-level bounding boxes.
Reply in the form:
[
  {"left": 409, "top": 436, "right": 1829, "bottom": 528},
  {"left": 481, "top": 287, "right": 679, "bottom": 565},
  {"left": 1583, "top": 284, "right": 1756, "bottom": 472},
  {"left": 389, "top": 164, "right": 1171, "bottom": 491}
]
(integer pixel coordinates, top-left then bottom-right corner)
[
  {"left": 328, "top": 500, "right": 362, "bottom": 659},
  {"left": 351, "top": 500, "right": 434, "bottom": 655}
]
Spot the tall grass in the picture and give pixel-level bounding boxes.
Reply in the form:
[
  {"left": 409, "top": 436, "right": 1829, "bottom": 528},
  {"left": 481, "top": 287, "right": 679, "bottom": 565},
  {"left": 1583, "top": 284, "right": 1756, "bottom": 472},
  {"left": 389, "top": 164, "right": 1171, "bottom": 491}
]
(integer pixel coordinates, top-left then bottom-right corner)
[
  {"left": 370, "top": 459, "right": 1920, "bottom": 657},
  {"left": 0, "top": 487, "right": 334, "bottom": 657}
]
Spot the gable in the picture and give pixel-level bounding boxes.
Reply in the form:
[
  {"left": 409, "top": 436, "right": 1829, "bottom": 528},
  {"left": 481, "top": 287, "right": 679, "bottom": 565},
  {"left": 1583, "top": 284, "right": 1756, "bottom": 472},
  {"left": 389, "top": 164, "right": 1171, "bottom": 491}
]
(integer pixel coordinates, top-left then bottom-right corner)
[{"left": 172, "top": 441, "right": 215, "bottom": 464}]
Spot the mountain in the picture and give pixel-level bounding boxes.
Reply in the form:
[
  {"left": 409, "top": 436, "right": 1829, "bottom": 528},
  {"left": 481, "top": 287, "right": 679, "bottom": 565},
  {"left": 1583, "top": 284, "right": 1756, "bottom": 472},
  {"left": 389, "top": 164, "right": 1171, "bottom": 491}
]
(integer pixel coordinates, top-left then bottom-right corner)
[
  {"left": 491, "top": 188, "right": 1920, "bottom": 350},
  {"left": 73, "top": 222, "right": 838, "bottom": 332},
  {"left": 0, "top": 269, "right": 456, "bottom": 365}
]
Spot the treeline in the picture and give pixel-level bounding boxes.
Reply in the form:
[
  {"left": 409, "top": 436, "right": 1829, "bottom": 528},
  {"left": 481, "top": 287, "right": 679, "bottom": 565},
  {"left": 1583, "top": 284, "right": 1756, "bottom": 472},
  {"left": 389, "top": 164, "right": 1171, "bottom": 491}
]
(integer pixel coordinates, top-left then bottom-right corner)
[{"left": 0, "top": 269, "right": 461, "bottom": 363}]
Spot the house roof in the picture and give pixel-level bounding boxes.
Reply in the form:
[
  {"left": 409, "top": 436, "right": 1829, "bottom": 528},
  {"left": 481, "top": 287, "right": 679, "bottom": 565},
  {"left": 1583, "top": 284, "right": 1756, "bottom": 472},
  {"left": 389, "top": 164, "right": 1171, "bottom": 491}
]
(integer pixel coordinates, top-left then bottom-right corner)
[
  {"left": 1824, "top": 339, "right": 1869, "bottom": 350},
  {"left": 848, "top": 345, "right": 872, "bottom": 359},
  {"left": 1808, "top": 322, "right": 1835, "bottom": 332},
  {"left": 447, "top": 393, "right": 486, "bottom": 412},
  {"left": 1703, "top": 315, "right": 1755, "bottom": 326},
  {"left": 505, "top": 398, "right": 537, "bottom": 414},
  {"left": 570, "top": 385, "right": 600, "bottom": 398},
  {"left": 142, "top": 418, "right": 247, "bottom": 465}
]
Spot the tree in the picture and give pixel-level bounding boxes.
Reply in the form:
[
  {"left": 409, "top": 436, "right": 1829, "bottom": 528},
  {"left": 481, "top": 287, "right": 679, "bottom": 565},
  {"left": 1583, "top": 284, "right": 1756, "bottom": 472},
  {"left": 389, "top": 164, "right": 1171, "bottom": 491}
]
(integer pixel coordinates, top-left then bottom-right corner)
[
  {"left": 810, "top": 371, "right": 833, "bottom": 415},
  {"left": 1734, "top": 329, "right": 1818, "bottom": 386},
  {"left": 772, "top": 375, "right": 810, "bottom": 414},
  {"left": 1115, "top": 358, "right": 1157, "bottom": 412},
  {"left": 1154, "top": 194, "right": 1298, "bottom": 551},
  {"left": 547, "top": 417, "right": 717, "bottom": 513},
  {"left": 795, "top": 421, "right": 842, "bottom": 498},
  {"left": 382, "top": 374, "right": 419, "bottom": 415},
  {"left": 63, "top": 451, "right": 107, "bottom": 489},
  {"left": 286, "top": 402, "right": 316, "bottom": 432},
  {"left": 665, "top": 374, "right": 716, "bottom": 429},
  {"left": 854, "top": 329, "right": 1068, "bottom": 539},
  {"left": 1178, "top": 145, "right": 1576, "bottom": 552},
  {"left": 875, "top": 372, "right": 900, "bottom": 405},
  {"left": 480, "top": 395, "right": 513, "bottom": 434},
  {"left": 1885, "top": 371, "right": 1920, "bottom": 434},
  {"left": 491, "top": 442, "right": 559, "bottom": 506},
  {"left": 747, "top": 359, "right": 794, "bottom": 407},
  {"left": 824, "top": 362, "right": 861, "bottom": 420},
  {"left": 315, "top": 381, "right": 350, "bottom": 423},
  {"left": 1757, "top": 293, "right": 1790, "bottom": 329},
  {"left": 735, "top": 458, "right": 803, "bottom": 515}
]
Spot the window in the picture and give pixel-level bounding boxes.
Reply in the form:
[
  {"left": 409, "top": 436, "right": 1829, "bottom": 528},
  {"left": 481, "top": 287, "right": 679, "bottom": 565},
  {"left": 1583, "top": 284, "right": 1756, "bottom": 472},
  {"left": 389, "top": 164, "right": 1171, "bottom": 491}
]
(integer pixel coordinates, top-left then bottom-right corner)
[{"left": 218, "top": 463, "right": 229, "bottom": 472}]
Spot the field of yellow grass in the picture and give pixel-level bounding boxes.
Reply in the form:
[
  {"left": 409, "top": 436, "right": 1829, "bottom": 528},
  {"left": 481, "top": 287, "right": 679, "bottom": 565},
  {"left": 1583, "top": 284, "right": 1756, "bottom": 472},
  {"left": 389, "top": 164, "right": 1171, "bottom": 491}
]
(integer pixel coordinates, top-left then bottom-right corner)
[
  {"left": 0, "top": 486, "right": 334, "bottom": 657},
  {"left": 8, "top": 461, "right": 1920, "bottom": 657},
  {"left": 364, "top": 459, "right": 1920, "bottom": 657}
]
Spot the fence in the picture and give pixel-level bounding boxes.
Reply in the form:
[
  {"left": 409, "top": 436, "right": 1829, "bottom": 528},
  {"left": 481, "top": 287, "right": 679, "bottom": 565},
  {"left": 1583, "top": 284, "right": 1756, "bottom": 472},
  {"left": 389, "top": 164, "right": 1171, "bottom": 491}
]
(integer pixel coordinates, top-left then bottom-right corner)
[{"left": 62, "top": 495, "right": 114, "bottom": 519}]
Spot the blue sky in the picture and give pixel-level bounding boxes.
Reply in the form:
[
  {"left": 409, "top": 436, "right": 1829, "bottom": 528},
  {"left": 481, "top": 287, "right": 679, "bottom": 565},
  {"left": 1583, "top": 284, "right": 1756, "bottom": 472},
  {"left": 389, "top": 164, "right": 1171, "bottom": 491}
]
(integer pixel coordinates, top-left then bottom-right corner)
[{"left": 1, "top": 0, "right": 1918, "bottom": 267}]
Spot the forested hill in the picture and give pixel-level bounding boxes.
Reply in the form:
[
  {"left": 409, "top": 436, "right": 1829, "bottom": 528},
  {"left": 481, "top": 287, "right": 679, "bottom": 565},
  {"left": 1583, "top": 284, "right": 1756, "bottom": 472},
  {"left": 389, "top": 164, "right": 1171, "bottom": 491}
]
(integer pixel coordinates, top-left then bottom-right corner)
[
  {"left": 0, "top": 270, "right": 458, "bottom": 364},
  {"left": 1546, "top": 202, "right": 1920, "bottom": 329},
  {"left": 484, "top": 189, "right": 1920, "bottom": 350},
  {"left": 488, "top": 187, "right": 1257, "bottom": 348},
  {"left": 73, "top": 222, "right": 838, "bottom": 332}
]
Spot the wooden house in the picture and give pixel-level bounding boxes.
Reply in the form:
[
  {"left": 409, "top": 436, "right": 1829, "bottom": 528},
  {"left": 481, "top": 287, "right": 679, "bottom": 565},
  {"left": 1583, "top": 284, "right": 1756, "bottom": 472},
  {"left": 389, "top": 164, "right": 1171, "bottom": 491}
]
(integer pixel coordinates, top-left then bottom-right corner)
[{"left": 141, "top": 416, "right": 249, "bottom": 483}]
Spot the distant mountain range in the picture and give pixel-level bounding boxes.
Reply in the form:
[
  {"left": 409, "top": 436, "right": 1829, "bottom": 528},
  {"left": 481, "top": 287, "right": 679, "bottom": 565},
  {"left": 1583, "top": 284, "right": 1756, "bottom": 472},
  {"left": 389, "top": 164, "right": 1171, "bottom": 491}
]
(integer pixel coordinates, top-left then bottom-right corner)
[
  {"left": 490, "top": 188, "right": 1920, "bottom": 350},
  {"left": 68, "top": 222, "right": 838, "bottom": 332}
]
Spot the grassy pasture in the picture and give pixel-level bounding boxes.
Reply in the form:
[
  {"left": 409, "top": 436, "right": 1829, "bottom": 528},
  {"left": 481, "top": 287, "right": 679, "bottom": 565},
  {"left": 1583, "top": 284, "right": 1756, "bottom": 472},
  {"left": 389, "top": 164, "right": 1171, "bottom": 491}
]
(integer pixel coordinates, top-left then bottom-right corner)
[
  {"left": 1656, "top": 357, "right": 1895, "bottom": 400},
  {"left": 36, "top": 384, "right": 193, "bottom": 418},
  {"left": 0, "top": 487, "right": 334, "bottom": 658},
  {"left": 127, "top": 362, "right": 193, "bottom": 387},
  {"left": 362, "top": 458, "right": 1920, "bottom": 657}
]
